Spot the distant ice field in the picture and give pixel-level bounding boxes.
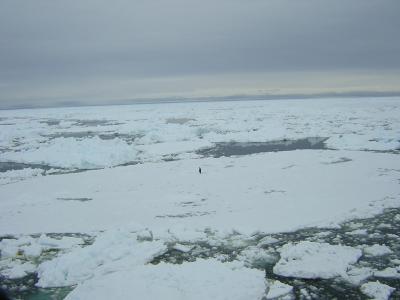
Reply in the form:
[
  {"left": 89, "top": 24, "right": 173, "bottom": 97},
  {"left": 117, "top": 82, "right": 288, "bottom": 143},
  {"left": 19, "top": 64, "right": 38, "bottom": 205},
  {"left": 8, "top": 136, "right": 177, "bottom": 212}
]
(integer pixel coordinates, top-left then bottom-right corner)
[{"left": 0, "top": 97, "right": 399, "bottom": 183}]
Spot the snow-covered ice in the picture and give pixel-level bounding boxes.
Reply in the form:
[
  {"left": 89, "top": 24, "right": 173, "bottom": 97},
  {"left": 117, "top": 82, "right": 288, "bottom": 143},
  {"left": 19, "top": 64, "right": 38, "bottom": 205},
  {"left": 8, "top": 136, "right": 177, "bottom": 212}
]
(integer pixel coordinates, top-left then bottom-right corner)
[
  {"left": 0, "top": 168, "right": 43, "bottom": 185},
  {"left": 374, "top": 267, "right": 400, "bottom": 279},
  {"left": 2, "top": 136, "right": 138, "bottom": 169},
  {"left": 0, "top": 234, "right": 84, "bottom": 259},
  {"left": 273, "top": 241, "right": 362, "bottom": 279},
  {"left": 64, "top": 259, "right": 267, "bottom": 300},
  {"left": 360, "top": 281, "right": 395, "bottom": 300},
  {"left": 0, "top": 261, "right": 36, "bottom": 279},
  {"left": 266, "top": 280, "right": 293, "bottom": 299},
  {"left": 36, "top": 229, "right": 167, "bottom": 287},
  {"left": 258, "top": 236, "right": 280, "bottom": 246},
  {"left": 344, "top": 266, "right": 373, "bottom": 286},
  {"left": 347, "top": 229, "right": 368, "bottom": 236},
  {"left": 363, "top": 244, "right": 393, "bottom": 257},
  {"left": 0, "top": 149, "right": 399, "bottom": 235}
]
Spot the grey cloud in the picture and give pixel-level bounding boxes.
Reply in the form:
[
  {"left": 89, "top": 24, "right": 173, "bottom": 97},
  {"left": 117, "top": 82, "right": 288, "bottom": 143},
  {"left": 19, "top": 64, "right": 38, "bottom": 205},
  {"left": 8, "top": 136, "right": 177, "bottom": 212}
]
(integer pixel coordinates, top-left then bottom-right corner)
[{"left": 0, "top": 0, "right": 400, "bottom": 108}]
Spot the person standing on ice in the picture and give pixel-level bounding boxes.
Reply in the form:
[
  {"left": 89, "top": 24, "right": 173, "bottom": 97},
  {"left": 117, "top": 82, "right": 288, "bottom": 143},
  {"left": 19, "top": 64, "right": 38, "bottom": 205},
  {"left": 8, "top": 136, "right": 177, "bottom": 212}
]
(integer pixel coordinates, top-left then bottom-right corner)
[{"left": 199, "top": 167, "right": 202, "bottom": 174}]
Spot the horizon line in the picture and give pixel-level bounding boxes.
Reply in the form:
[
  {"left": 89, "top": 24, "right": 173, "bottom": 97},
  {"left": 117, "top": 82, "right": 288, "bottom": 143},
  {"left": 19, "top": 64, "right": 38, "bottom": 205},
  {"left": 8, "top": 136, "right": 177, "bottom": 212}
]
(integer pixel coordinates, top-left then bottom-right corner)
[{"left": 1, "top": 90, "right": 400, "bottom": 111}]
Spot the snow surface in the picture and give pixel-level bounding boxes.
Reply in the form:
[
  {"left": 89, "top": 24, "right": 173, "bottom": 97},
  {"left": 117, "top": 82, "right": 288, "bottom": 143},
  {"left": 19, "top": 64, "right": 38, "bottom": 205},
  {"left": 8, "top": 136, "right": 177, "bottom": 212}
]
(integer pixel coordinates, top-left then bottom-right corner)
[
  {"left": 0, "top": 149, "right": 399, "bottom": 235},
  {"left": 273, "top": 241, "right": 362, "bottom": 279},
  {"left": 360, "top": 281, "right": 395, "bottom": 300},
  {"left": 64, "top": 259, "right": 267, "bottom": 300},
  {"left": 0, "top": 168, "right": 43, "bottom": 185}
]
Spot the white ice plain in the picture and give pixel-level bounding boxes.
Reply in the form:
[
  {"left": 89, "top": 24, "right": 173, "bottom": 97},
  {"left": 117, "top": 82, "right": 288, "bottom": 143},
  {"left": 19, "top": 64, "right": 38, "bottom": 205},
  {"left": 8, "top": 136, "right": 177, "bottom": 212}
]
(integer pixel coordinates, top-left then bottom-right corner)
[{"left": 0, "top": 97, "right": 400, "bottom": 299}]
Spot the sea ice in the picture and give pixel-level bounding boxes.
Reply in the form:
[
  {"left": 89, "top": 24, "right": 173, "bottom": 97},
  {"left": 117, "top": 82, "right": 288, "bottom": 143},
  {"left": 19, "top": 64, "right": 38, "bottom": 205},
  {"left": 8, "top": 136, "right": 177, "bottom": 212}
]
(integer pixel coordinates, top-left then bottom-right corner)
[
  {"left": 36, "top": 230, "right": 167, "bottom": 287},
  {"left": 173, "top": 243, "right": 193, "bottom": 253},
  {"left": 0, "top": 234, "right": 84, "bottom": 259},
  {"left": 374, "top": 267, "right": 400, "bottom": 279},
  {"left": 238, "top": 246, "right": 277, "bottom": 268},
  {"left": 0, "top": 168, "right": 43, "bottom": 185},
  {"left": 363, "top": 244, "right": 393, "bottom": 256},
  {"left": 273, "top": 241, "right": 362, "bottom": 279},
  {"left": 344, "top": 266, "right": 373, "bottom": 285},
  {"left": 266, "top": 280, "right": 293, "bottom": 299},
  {"left": 391, "top": 259, "right": 400, "bottom": 265},
  {"left": 360, "top": 281, "right": 395, "bottom": 300},
  {"left": 2, "top": 136, "right": 138, "bottom": 169},
  {"left": 0, "top": 261, "right": 36, "bottom": 279},
  {"left": 347, "top": 229, "right": 368, "bottom": 236},
  {"left": 64, "top": 259, "right": 267, "bottom": 300},
  {"left": 258, "top": 236, "right": 280, "bottom": 246},
  {"left": 1, "top": 149, "right": 399, "bottom": 235},
  {"left": 394, "top": 214, "right": 400, "bottom": 222}
]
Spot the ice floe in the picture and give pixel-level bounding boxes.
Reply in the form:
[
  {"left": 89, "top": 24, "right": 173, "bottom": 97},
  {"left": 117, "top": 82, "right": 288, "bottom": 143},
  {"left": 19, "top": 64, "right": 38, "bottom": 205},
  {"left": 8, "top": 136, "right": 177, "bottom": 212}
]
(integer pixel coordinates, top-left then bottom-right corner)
[
  {"left": 360, "top": 281, "right": 395, "bottom": 300},
  {"left": 0, "top": 261, "right": 36, "bottom": 279},
  {"left": 266, "top": 280, "right": 293, "bottom": 299},
  {"left": 2, "top": 136, "right": 138, "bottom": 169},
  {"left": 273, "top": 241, "right": 362, "bottom": 279},
  {"left": 64, "top": 259, "right": 267, "bottom": 300},
  {"left": 374, "top": 267, "right": 400, "bottom": 279},
  {"left": 363, "top": 244, "right": 393, "bottom": 256},
  {"left": 36, "top": 230, "right": 167, "bottom": 287},
  {"left": 0, "top": 234, "right": 84, "bottom": 259}
]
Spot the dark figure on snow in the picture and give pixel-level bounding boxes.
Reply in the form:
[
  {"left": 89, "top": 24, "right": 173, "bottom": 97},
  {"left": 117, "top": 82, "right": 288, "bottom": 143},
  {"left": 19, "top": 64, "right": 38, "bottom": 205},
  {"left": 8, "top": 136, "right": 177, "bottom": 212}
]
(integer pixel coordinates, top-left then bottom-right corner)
[{"left": 198, "top": 167, "right": 202, "bottom": 174}]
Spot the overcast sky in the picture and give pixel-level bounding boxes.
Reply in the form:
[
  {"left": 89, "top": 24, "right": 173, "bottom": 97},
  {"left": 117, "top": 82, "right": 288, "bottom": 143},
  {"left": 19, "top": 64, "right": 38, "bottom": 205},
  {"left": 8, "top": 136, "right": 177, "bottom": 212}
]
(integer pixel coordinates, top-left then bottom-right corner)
[{"left": 1, "top": 0, "right": 400, "bottom": 108}]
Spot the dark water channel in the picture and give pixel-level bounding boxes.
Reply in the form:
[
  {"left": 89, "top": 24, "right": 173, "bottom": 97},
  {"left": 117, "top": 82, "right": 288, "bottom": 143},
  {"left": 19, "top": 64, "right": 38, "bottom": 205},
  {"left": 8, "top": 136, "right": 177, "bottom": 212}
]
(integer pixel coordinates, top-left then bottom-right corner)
[
  {"left": 42, "top": 132, "right": 142, "bottom": 145},
  {"left": 0, "top": 162, "right": 54, "bottom": 173},
  {"left": 197, "top": 137, "right": 329, "bottom": 158}
]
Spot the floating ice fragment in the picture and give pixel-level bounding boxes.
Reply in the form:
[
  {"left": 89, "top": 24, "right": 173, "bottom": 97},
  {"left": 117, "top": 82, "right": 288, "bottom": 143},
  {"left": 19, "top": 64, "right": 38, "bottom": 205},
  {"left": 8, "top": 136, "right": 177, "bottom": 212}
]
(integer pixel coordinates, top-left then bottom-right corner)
[
  {"left": 374, "top": 267, "right": 400, "bottom": 279},
  {"left": 347, "top": 229, "right": 368, "bottom": 236},
  {"left": 376, "top": 223, "right": 392, "bottom": 229},
  {"left": 314, "top": 231, "right": 331, "bottom": 238},
  {"left": 360, "top": 281, "right": 395, "bottom": 300},
  {"left": 266, "top": 280, "right": 293, "bottom": 299},
  {"left": 64, "top": 259, "right": 267, "bottom": 300},
  {"left": 0, "top": 245, "right": 19, "bottom": 258},
  {"left": 173, "top": 243, "right": 193, "bottom": 253},
  {"left": 0, "top": 261, "right": 36, "bottom": 279},
  {"left": 238, "top": 246, "right": 277, "bottom": 268},
  {"left": 21, "top": 243, "right": 42, "bottom": 257},
  {"left": 36, "top": 230, "right": 167, "bottom": 287},
  {"left": 363, "top": 244, "right": 393, "bottom": 256},
  {"left": 37, "top": 234, "right": 84, "bottom": 249},
  {"left": 258, "top": 236, "right": 280, "bottom": 246},
  {"left": 391, "top": 259, "right": 400, "bottom": 265},
  {"left": 344, "top": 266, "right": 373, "bottom": 285},
  {"left": 273, "top": 241, "right": 362, "bottom": 279}
]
